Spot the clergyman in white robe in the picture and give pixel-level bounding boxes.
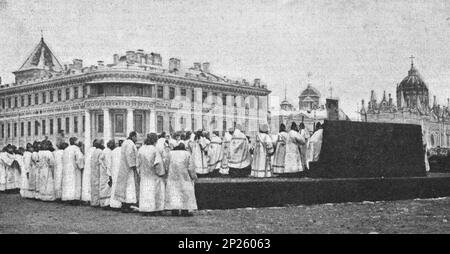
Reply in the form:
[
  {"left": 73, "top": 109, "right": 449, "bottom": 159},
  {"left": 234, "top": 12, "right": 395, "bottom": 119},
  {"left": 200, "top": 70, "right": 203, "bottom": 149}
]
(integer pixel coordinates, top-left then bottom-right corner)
[
  {"left": 220, "top": 130, "right": 233, "bottom": 175},
  {"left": 228, "top": 126, "right": 252, "bottom": 177},
  {"left": 138, "top": 136, "right": 166, "bottom": 213},
  {"left": 13, "top": 153, "right": 22, "bottom": 190},
  {"left": 283, "top": 127, "right": 306, "bottom": 174},
  {"left": 110, "top": 145, "right": 123, "bottom": 208},
  {"left": 114, "top": 137, "right": 138, "bottom": 206},
  {"left": 53, "top": 148, "right": 64, "bottom": 200},
  {"left": 81, "top": 146, "right": 96, "bottom": 202},
  {"left": 30, "top": 151, "right": 39, "bottom": 198},
  {"left": 299, "top": 125, "right": 310, "bottom": 170},
  {"left": 90, "top": 144, "right": 110, "bottom": 207},
  {"left": 37, "top": 149, "right": 56, "bottom": 201},
  {"left": 0, "top": 151, "right": 15, "bottom": 192},
  {"left": 273, "top": 126, "right": 288, "bottom": 174},
  {"left": 306, "top": 128, "right": 323, "bottom": 169},
  {"left": 61, "top": 143, "right": 84, "bottom": 201},
  {"left": 250, "top": 125, "right": 274, "bottom": 178},
  {"left": 206, "top": 133, "right": 223, "bottom": 173},
  {"left": 190, "top": 135, "right": 210, "bottom": 175},
  {"left": 0, "top": 150, "right": 17, "bottom": 191},
  {"left": 165, "top": 144, "right": 198, "bottom": 212},
  {"left": 20, "top": 148, "right": 34, "bottom": 198}
]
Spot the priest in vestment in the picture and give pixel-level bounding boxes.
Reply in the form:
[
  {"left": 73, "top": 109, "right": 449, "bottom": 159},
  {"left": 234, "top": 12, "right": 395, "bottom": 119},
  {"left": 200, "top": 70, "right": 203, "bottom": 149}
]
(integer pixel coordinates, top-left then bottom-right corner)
[
  {"left": 190, "top": 130, "right": 210, "bottom": 176},
  {"left": 138, "top": 133, "right": 166, "bottom": 215},
  {"left": 81, "top": 145, "right": 96, "bottom": 204},
  {"left": 306, "top": 123, "right": 323, "bottom": 169},
  {"left": 250, "top": 124, "right": 274, "bottom": 178},
  {"left": 109, "top": 140, "right": 123, "bottom": 209},
  {"left": 12, "top": 146, "right": 22, "bottom": 191},
  {"left": 227, "top": 125, "right": 252, "bottom": 177},
  {"left": 299, "top": 122, "right": 310, "bottom": 171},
  {"left": 206, "top": 131, "right": 223, "bottom": 176},
  {"left": 53, "top": 142, "right": 68, "bottom": 200},
  {"left": 14, "top": 148, "right": 24, "bottom": 192},
  {"left": 90, "top": 139, "right": 111, "bottom": 207},
  {"left": 165, "top": 142, "right": 198, "bottom": 216},
  {"left": 280, "top": 122, "right": 306, "bottom": 177},
  {"left": 220, "top": 128, "right": 233, "bottom": 175},
  {"left": 273, "top": 124, "right": 288, "bottom": 174},
  {"left": 20, "top": 143, "right": 34, "bottom": 198},
  {"left": 37, "top": 141, "right": 56, "bottom": 201},
  {"left": 0, "top": 145, "right": 18, "bottom": 193},
  {"left": 114, "top": 131, "right": 139, "bottom": 212},
  {"left": 61, "top": 137, "right": 84, "bottom": 203},
  {"left": 101, "top": 140, "right": 115, "bottom": 207},
  {"left": 30, "top": 142, "right": 40, "bottom": 199},
  {"left": 156, "top": 132, "right": 170, "bottom": 172}
]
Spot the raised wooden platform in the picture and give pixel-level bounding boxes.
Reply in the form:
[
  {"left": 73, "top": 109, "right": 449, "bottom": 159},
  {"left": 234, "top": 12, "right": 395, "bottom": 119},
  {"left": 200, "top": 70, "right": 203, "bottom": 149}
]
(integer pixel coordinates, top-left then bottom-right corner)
[{"left": 195, "top": 173, "right": 450, "bottom": 210}]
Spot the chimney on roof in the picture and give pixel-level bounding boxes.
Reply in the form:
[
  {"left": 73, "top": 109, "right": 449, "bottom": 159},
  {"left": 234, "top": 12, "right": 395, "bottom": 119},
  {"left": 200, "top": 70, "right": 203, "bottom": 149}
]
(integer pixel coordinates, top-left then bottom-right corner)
[
  {"left": 433, "top": 95, "right": 437, "bottom": 106},
  {"left": 193, "top": 62, "right": 201, "bottom": 71},
  {"left": 202, "top": 62, "right": 210, "bottom": 73},
  {"left": 151, "top": 53, "right": 162, "bottom": 66},
  {"left": 169, "top": 58, "right": 181, "bottom": 73},
  {"left": 254, "top": 78, "right": 261, "bottom": 87},
  {"left": 136, "top": 49, "right": 144, "bottom": 64},
  {"left": 113, "top": 54, "right": 119, "bottom": 65},
  {"left": 97, "top": 61, "right": 104, "bottom": 68},
  {"left": 73, "top": 59, "right": 83, "bottom": 69},
  {"left": 126, "top": 51, "right": 135, "bottom": 63}
]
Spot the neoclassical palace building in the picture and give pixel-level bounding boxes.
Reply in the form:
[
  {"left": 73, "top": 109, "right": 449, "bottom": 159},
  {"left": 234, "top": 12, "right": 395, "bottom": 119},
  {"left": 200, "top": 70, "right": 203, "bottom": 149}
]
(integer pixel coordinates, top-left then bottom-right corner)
[{"left": 0, "top": 37, "right": 270, "bottom": 148}]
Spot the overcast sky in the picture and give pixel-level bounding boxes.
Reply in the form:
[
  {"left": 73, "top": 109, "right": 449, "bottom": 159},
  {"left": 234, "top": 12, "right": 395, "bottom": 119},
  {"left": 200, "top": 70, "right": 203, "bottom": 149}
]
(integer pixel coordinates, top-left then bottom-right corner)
[{"left": 1, "top": 0, "right": 450, "bottom": 119}]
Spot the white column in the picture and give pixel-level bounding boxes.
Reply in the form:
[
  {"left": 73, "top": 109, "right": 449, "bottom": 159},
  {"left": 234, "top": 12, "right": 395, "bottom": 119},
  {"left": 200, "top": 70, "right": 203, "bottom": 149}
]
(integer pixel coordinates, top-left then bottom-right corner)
[
  {"left": 226, "top": 95, "right": 234, "bottom": 131},
  {"left": 103, "top": 108, "right": 111, "bottom": 143},
  {"left": 149, "top": 110, "right": 156, "bottom": 133},
  {"left": 84, "top": 110, "right": 91, "bottom": 151},
  {"left": 194, "top": 87, "right": 203, "bottom": 130},
  {"left": 258, "top": 95, "right": 268, "bottom": 126},
  {"left": 126, "top": 108, "right": 134, "bottom": 135}
]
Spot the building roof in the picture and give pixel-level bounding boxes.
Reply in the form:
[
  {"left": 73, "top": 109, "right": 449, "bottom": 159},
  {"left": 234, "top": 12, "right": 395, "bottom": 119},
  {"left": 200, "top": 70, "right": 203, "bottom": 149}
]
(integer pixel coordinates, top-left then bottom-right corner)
[{"left": 16, "top": 37, "right": 64, "bottom": 73}]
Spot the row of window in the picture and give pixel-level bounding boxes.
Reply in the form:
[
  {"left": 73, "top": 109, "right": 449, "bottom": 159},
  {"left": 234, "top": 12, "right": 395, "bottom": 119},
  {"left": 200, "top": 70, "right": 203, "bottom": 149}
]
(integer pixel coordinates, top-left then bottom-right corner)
[
  {"left": 95, "top": 113, "right": 143, "bottom": 134},
  {"left": 0, "top": 116, "right": 85, "bottom": 138},
  {"left": 2, "top": 85, "right": 259, "bottom": 110},
  {"left": 154, "top": 85, "right": 255, "bottom": 108},
  {"left": 1, "top": 86, "right": 86, "bottom": 109}
]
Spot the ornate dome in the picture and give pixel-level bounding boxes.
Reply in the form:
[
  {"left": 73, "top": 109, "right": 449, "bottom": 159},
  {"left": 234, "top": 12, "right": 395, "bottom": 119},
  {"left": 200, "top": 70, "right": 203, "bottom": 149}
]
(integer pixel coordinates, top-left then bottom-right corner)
[
  {"left": 398, "top": 65, "right": 428, "bottom": 91},
  {"left": 299, "top": 84, "right": 321, "bottom": 99},
  {"left": 298, "top": 84, "right": 321, "bottom": 111},
  {"left": 396, "top": 59, "right": 429, "bottom": 109}
]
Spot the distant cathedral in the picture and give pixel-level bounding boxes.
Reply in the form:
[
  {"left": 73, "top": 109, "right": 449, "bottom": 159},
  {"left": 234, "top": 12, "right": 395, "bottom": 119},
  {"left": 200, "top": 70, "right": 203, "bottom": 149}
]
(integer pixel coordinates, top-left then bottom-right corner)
[
  {"left": 360, "top": 57, "right": 450, "bottom": 148},
  {"left": 271, "top": 80, "right": 349, "bottom": 134}
]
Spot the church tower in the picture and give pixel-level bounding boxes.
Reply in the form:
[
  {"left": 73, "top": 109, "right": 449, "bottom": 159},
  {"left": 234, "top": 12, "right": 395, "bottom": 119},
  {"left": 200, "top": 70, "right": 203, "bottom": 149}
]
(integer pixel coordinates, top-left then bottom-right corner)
[{"left": 13, "top": 36, "right": 63, "bottom": 84}]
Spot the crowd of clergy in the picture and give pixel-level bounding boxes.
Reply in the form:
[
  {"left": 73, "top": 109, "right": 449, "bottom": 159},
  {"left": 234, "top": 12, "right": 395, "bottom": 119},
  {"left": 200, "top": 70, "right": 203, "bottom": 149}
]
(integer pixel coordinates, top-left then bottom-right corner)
[{"left": 0, "top": 121, "right": 323, "bottom": 216}]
